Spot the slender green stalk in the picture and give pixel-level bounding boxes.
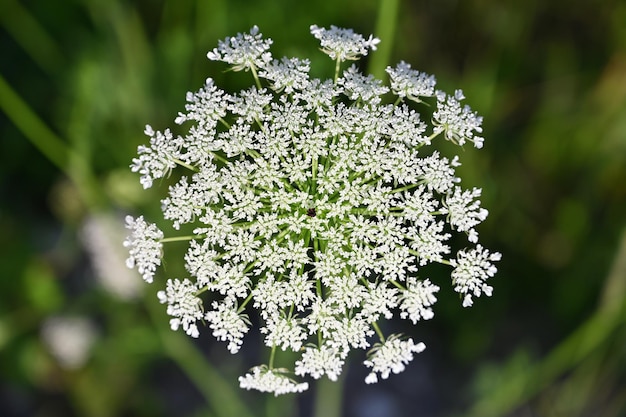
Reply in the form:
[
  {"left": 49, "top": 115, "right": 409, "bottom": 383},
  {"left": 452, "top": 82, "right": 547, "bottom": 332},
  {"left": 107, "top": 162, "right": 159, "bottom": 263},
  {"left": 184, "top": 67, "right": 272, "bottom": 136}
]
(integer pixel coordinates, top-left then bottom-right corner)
[
  {"left": 368, "top": 0, "right": 401, "bottom": 79},
  {"left": 173, "top": 158, "right": 200, "bottom": 172},
  {"left": 334, "top": 58, "right": 342, "bottom": 83},
  {"left": 0, "top": 75, "right": 68, "bottom": 169},
  {"left": 312, "top": 374, "right": 345, "bottom": 417},
  {"left": 251, "top": 65, "right": 263, "bottom": 89},
  {"left": 0, "top": 74, "right": 103, "bottom": 208},
  {"left": 0, "top": 0, "right": 64, "bottom": 74},
  {"left": 269, "top": 346, "right": 277, "bottom": 368},
  {"left": 160, "top": 235, "right": 201, "bottom": 243},
  {"left": 372, "top": 321, "right": 386, "bottom": 341}
]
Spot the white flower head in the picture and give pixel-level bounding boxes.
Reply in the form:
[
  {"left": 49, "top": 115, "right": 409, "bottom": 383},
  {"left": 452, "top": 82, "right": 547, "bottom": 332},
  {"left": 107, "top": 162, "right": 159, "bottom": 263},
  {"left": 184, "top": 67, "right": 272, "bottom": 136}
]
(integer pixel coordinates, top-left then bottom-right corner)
[
  {"left": 433, "top": 89, "right": 484, "bottom": 148},
  {"left": 386, "top": 61, "right": 436, "bottom": 101},
  {"left": 451, "top": 245, "right": 502, "bottom": 307},
  {"left": 310, "top": 24, "right": 380, "bottom": 61},
  {"left": 127, "top": 24, "right": 499, "bottom": 395},
  {"left": 205, "top": 300, "right": 250, "bottom": 353},
  {"left": 175, "top": 78, "right": 228, "bottom": 128},
  {"left": 339, "top": 64, "right": 389, "bottom": 104},
  {"left": 239, "top": 366, "right": 309, "bottom": 396},
  {"left": 131, "top": 126, "right": 183, "bottom": 189},
  {"left": 399, "top": 278, "right": 440, "bottom": 323},
  {"left": 261, "top": 315, "right": 308, "bottom": 352},
  {"left": 419, "top": 151, "right": 461, "bottom": 194},
  {"left": 207, "top": 25, "right": 273, "bottom": 71},
  {"left": 443, "top": 186, "right": 489, "bottom": 243},
  {"left": 364, "top": 335, "right": 426, "bottom": 384},
  {"left": 123, "top": 215, "right": 163, "bottom": 283},
  {"left": 359, "top": 283, "right": 398, "bottom": 323},
  {"left": 260, "top": 57, "right": 311, "bottom": 93},
  {"left": 295, "top": 345, "right": 345, "bottom": 381},
  {"left": 157, "top": 278, "right": 204, "bottom": 338}
]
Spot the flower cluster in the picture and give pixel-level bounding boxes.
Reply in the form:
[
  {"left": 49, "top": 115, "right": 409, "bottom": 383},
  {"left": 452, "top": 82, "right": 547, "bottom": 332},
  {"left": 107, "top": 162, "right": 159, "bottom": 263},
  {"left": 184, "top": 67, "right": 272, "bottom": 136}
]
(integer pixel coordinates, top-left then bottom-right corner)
[{"left": 125, "top": 25, "right": 500, "bottom": 395}]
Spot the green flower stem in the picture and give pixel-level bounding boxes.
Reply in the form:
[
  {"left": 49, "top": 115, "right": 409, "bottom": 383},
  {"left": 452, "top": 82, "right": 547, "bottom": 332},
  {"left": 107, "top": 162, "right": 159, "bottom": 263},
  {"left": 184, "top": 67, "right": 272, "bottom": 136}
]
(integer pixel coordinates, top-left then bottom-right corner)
[
  {"left": 237, "top": 292, "right": 255, "bottom": 313},
  {"left": 389, "top": 279, "right": 407, "bottom": 291},
  {"left": 392, "top": 183, "right": 421, "bottom": 194},
  {"left": 311, "top": 157, "right": 319, "bottom": 194},
  {"left": 427, "top": 130, "right": 442, "bottom": 142},
  {"left": 269, "top": 345, "right": 277, "bottom": 368},
  {"left": 243, "top": 261, "right": 259, "bottom": 275},
  {"left": 0, "top": 0, "right": 64, "bottom": 75},
  {"left": 0, "top": 74, "right": 103, "bottom": 208},
  {"left": 333, "top": 58, "right": 342, "bottom": 83},
  {"left": 218, "top": 117, "right": 231, "bottom": 130},
  {"left": 312, "top": 374, "right": 345, "bottom": 417},
  {"left": 368, "top": 0, "right": 400, "bottom": 79},
  {"left": 212, "top": 150, "right": 232, "bottom": 165},
  {"left": 160, "top": 235, "right": 201, "bottom": 243},
  {"left": 372, "top": 321, "right": 386, "bottom": 341},
  {"left": 0, "top": 75, "right": 67, "bottom": 169},
  {"left": 146, "top": 295, "right": 254, "bottom": 417},
  {"left": 251, "top": 65, "right": 263, "bottom": 90},
  {"left": 173, "top": 158, "right": 199, "bottom": 172}
]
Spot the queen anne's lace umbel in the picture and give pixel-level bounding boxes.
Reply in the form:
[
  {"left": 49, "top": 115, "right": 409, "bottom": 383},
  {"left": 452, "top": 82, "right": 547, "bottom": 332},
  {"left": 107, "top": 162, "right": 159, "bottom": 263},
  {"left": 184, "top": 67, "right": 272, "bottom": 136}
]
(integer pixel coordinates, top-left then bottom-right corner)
[{"left": 125, "top": 25, "right": 501, "bottom": 395}]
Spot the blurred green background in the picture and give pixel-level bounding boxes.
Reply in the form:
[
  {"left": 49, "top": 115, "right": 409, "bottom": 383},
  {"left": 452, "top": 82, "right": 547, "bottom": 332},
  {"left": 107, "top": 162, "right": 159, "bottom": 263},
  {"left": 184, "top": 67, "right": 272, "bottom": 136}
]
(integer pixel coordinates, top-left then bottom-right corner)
[{"left": 1, "top": 0, "right": 625, "bottom": 416}]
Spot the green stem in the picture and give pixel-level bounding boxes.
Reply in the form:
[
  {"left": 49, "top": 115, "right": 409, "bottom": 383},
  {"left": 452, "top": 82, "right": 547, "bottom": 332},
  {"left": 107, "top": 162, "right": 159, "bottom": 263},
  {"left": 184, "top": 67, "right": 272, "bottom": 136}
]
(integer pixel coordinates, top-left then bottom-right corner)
[
  {"left": 0, "top": 75, "right": 67, "bottom": 171},
  {"left": 311, "top": 157, "right": 318, "bottom": 194},
  {"left": 173, "top": 158, "right": 199, "bottom": 172},
  {"left": 389, "top": 279, "right": 406, "bottom": 291},
  {"left": 237, "top": 292, "right": 255, "bottom": 313},
  {"left": 312, "top": 374, "right": 345, "bottom": 417},
  {"left": 372, "top": 321, "right": 386, "bottom": 341},
  {"left": 391, "top": 182, "right": 420, "bottom": 194},
  {"left": 333, "top": 58, "right": 341, "bottom": 83},
  {"left": 160, "top": 235, "right": 201, "bottom": 243},
  {"left": 0, "top": 0, "right": 64, "bottom": 74},
  {"left": 368, "top": 0, "right": 400, "bottom": 79},
  {"left": 0, "top": 74, "right": 104, "bottom": 208},
  {"left": 251, "top": 65, "right": 262, "bottom": 89},
  {"left": 218, "top": 117, "right": 231, "bottom": 130},
  {"left": 269, "top": 345, "right": 277, "bottom": 368},
  {"left": 427, "top": 130, "right": 442, "bottom": 142}
]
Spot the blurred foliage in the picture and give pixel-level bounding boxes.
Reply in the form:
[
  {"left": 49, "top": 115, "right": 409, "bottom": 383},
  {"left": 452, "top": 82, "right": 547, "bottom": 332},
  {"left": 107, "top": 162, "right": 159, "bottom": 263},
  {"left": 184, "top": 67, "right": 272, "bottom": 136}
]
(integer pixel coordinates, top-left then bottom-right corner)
[{"left": 1, "top": 0, "right": 625, "bottom": 416}]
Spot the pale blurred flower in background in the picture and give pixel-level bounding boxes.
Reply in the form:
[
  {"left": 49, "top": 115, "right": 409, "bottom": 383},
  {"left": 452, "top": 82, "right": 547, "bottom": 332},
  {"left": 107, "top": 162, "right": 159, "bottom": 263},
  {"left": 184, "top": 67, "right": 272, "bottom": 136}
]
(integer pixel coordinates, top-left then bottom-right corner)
[
  {"left": 82, "top": 213, "right": 143, "bottom": 300},
  {"left": 41, "top": 316, "right": 98, "bottom": 369}
]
